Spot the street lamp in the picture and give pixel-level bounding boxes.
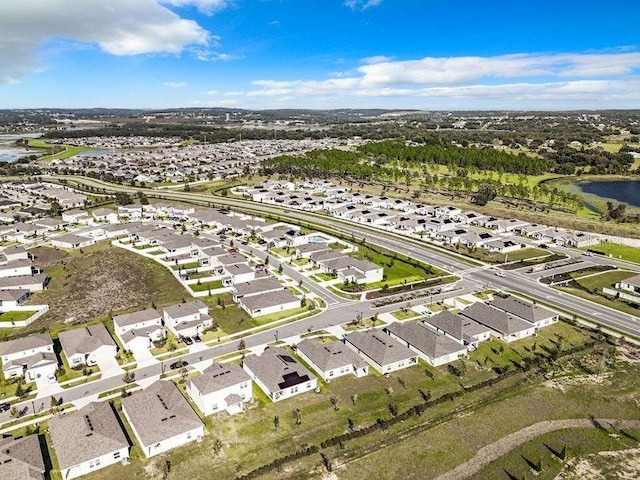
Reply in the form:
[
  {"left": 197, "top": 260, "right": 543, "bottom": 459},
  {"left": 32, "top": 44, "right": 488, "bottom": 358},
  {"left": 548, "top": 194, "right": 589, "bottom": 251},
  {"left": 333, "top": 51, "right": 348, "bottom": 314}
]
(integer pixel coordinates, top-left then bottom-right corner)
[{"left": 274, "top": 330, "right": 279, "bottom": 342}]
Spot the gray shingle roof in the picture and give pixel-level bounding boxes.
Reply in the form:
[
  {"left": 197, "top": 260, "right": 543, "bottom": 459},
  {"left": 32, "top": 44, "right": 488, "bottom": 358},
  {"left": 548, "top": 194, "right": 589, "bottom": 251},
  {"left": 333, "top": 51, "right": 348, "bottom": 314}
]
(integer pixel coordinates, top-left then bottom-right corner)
[
  {"left": 163, "top": 300, "right": 208, "bottom": 319},
  {"left": 459, "top": 302, "right": 534, "bottom": 336},
  {"left": 49, "top": 402, "right": 129, "bottom": 470},
  {"left": 297, "top": 339, "right": 368, "bottom": 371},
  {"left": 0, "top": 332, "right": 52, "bottom": 357},
  {"left": 122, "top": 381, "right": 203, "bottom": 447},
  {"left": 384, "top": 322, "right": 466, "bottom": 360},
  {"left": 190, "top": 362, "right": 250, "bottom": 395},
  {"left": 423, "top": 310, "right": 490, "bottom": 343},
  {"left": 233, "top": 277, "right": 283, "bottom": 297},
  {"left": 488, "top": 296, "right": 556, "bottom": 324},
  {"left": 243, "top": 347, "right": 315, "bottom": 393},
  {"left": 113, "top": 308, "right": 161, "bottom": 328},
  {"left": 239, "top": 289, "right": 298, "bottom": 312},
  {"left": 58, "top": 324, "right": 116, "bottom": 357},
  {"left": 0, "top": 435, "right": 45, "bottom": 480},
  {"left": 344, "top": 330, "right": 416, "bottom": 366}
]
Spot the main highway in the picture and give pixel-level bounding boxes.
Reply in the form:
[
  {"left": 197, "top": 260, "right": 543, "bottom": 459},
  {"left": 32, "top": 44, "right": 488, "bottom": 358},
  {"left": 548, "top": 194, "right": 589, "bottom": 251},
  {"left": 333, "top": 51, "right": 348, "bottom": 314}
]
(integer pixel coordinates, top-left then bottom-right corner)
[{"left": 3, "top": 173, "right": 636, "bottom": 424}]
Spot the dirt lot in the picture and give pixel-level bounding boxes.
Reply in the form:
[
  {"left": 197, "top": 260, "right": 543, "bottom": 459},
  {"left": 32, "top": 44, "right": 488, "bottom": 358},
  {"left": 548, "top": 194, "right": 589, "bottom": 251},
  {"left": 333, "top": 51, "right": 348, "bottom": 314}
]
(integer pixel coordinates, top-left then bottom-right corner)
[{"left": 21, "top": 241, "right": 191, "bottom": 333}]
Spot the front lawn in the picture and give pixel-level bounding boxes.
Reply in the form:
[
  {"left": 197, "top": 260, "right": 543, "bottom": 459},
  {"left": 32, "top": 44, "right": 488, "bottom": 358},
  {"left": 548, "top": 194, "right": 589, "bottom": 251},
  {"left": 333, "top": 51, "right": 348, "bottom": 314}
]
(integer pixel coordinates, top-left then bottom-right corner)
[
  {"left": 0, "top": 311, "right": 38, "bottom": 323},
  {"left": 189, "top": 280, "right": 224, "bottom": 292}
]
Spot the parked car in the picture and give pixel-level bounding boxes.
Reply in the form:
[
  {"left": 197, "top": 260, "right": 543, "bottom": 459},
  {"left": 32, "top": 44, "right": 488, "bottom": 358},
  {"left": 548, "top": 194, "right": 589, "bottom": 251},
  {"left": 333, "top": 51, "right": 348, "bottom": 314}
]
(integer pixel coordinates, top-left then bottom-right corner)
[
  {"left": 183, "top": 337, "right": 194, "bottom": 346},
  {"left": 194, "top": 335, "right": 202, "bottom": 343},
  {"left": 0, "top": 403, "right": 10, "bottom": 412},
  {"left": 170, "top": 360, "right": 189, "bottom": 370},
  {"left": 47, "top": 373, "right": 56, "bottom": 384}
]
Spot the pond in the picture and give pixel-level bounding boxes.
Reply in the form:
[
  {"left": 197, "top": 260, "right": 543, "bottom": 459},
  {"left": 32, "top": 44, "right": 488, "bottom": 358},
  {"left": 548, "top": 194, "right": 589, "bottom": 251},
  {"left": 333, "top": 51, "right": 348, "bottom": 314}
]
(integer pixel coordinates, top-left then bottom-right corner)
[{"left": 577, "top": 180, "right": 640, "bottom": 209}]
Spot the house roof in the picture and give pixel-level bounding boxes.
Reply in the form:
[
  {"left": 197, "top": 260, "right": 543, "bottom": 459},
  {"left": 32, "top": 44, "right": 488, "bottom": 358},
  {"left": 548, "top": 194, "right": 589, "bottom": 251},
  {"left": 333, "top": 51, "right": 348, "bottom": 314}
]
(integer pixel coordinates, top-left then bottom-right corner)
[
  {"left": 621, "top": 274, "right": 640, "bottom": 288},
  {"left": 58, "top": 323, "right": 116, "bottom": 357},
  {"left": 488, "top": 296, "right": 556, "bottom": 324},
  {"left": 0, "top": 273, "right": 48, "bottom": 290},
  {"left": 344, "top": 330, "right": 416, "bottom": 366},
  {"left": 384, "top": 322, "right": 466, "bottom": 360},
  {"left": 423, "top": 310, "right": 490, "bottom": 343},
  {"left": 233, "top": 277, "right": 283, "bottom": 297},
  {"left": 163, "top": 300, "right": 208, "bottom": 319},
  {"left": 113, "top": 308, "right": 161, "bottom": 328},
  {"left": 190, "top": 362, "right": 251, "bottom": 395},
  {"left": 309, "top": 249, "right": 344, "bottom": 263},
  {"left": 0, "top": 332, "right": 52, "bottom": 357},
  {"left": 49, "top": 402, "right": 129, "bottom": 470},
  {"left": 459, "top": 302, "right": 534, "bottom": 336},
  {"left": 243, "top": 346, "right": 314, "bottom": 393},
  {"left": 297, "top": 339, "right": 368, "bottom": 372},
  {"left": 296, "top": 242, "right": 329, "bottom": 254},
  {"left": 51, "top": 233, "right": 91, "bottom": 245},
  {"left": 0, "top": 288, "right": 29, "bottom": 301},
  {"left": 239, "top": 289, "right": 298, "bottom": 312},
  {"left": 122, "top": 381, "right": 203, "bottom": 447},
  {"left": 0, "top": 435, "right": 45, "bottom": 480}
]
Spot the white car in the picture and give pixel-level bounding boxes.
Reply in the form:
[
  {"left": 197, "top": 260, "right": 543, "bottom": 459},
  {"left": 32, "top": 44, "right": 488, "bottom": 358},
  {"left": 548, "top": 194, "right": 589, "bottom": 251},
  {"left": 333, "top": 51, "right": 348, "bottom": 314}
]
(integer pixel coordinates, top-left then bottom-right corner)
[
  {"left": 495, "top": 271, "right": 506, "bottom": 277},
  {"left": 47, "top": 374, "right": 57, "bottom": 384}
]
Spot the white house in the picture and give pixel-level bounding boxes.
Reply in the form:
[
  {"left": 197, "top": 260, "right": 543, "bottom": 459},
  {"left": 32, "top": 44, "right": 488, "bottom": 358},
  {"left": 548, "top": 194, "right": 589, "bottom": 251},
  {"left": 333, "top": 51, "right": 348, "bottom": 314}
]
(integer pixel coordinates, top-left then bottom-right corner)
[
  {"left": 61, "top": 209, "right": 89, "bottom": 224},
  {"left": 163, "top": 300, "right": 213, "bottom": 338},
  {"left": 0, "top": 332, "right": 57, "bottom": 380},
  {"left": 187, "top": 362, "right": 253, "bottom": 416},
  {"left": 122, "top": 381, "right": 204, "bottom": 458},
  {"left": 488, "top": 296, "right": 558, "bottom": 329},
  {"left": 458, "top": 302, "right": 536, "bottom": 343},
  {"left": 1, "top": 245, "right": 30, "bottom": 262},
  {"left": 422, "top": 310, "right": 491, "bottom": 348},
  {"left": 242, "top": 347, "right": 317, "bottom": 402},
  {"left": 57, "top": 323, "right": 117, "bottom": 367},
  {"left": 92, "top": 208, "right": 119, "bottom": 224},
  {"left": 0, "top": 259, "right": 33, "bottom": 278},
  {"left": 51, "top": 233, "right": 96, "bottom": 249},
  {"left": 384, "top": 322, "right": 468, "bottom": 366},
  {"left": 48, "top": 402, "right": 129, "bottom": 480},
  {"left": 0, "top": 288, "right": 30, "bottom": 308},
  {"left": 343, "top": 330, "right": 418, "bottom": 374},
  {"left": 238, "top": 289, "right": 300, "bottom": 317},
  {"left": 296, "top": 338, "right": 369, "bottom": 382},
  {"left": 318, "top": 256, "right": 384, "bottom": 285},
  {"left": 113, "top": 308, "right": 165, "bottom": 351},
  {"left": 0, "top": 434, "right": 46, "bottom": 480}
]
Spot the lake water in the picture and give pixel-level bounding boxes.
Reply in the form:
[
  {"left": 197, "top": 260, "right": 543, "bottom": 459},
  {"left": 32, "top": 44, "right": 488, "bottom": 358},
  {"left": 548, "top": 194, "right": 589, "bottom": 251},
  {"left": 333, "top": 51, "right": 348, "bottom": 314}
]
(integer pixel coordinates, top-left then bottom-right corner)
[
  {"left": 577, "top": 180, "right": 640, "bottom": 208},
  {"left": 0, "top": 133, "right": 42, "bottom": 162}
]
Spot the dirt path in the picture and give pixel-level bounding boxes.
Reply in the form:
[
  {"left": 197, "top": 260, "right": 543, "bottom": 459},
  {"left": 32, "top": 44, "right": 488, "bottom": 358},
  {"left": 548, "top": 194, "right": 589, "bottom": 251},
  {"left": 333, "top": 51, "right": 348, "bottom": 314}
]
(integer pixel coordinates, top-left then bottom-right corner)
[{"left": 433, "top": 418, "right": 640, "bottom": 480}]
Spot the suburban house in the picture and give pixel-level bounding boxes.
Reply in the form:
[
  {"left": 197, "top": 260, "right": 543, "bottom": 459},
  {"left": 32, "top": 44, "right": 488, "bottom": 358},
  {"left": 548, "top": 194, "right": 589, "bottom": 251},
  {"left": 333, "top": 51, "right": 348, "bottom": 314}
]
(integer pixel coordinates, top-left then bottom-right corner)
[
  {"left": 232, "top": 277, "right": 284, "bottom": 302},
  {"left": 0, "top": 259, "right": 34, "bottom": 278},
  {"left": 91, "top": 208, "right": 119, "bottom": 223},
  {"left": 57, "top": 323, "right": 118, "bottom": 367},
  {"left": 0, "top": 288, "right": 30, "bottom": 308},
  {"left": 113, "top": 308, "right": 165, "bottom": 351},
  {"left": 384, "top": 322, "right": 468, "bottom": 366},
  {"left": 48, "top": 402, "right": 129, "bottom": 480},
  {"left": 221, "top": 263, "right": 256, "bottom": 285},
  {"left": 0, "top": 434, "right": 45, "bottom": 480},
  {"left": 296, "top": 242, "right": 330, "bottom": 259},
  {"left": 238, "top": 289, "right": 300, "bottom": 317},
  {"left": 243, "top": 346, "right": 318, "bottom": 402},
  {"left": 0, "top": 332, "right": 57, "bottom": 380},
  {"left": 296, "top": 338, "right": 369, "bottom": 382},
  {"left": 0, "top": 273, "right": 49, "bottom": 292},
  {"left": 51, "top": 233, "right": 96, "bottom": 249},
  {"left": 317, "top": 256, "right": 384, "bottom": 285},
  {"left": 1, "top": 245, "right": 30, "bottom": 262},
  {"left": 122, "top": 381, "right": 204, "bottom": 458},
  {"left": 187, "top": 362, "right": 253, "bottom": 416},
  {"left": 422, "top": 310, "right": 491, "bottom": 348},
  {"left": 458, "top": 302, "right": 536, "bottom": 343},
  {"left": 343, "top": 330, "right": 418, "bottom": 374},
  {"left": 488, "top": 295, "right": 558, "bottom": 328},
  {"left": 163, "top": 300, "right": 213, "bottom": 338}
]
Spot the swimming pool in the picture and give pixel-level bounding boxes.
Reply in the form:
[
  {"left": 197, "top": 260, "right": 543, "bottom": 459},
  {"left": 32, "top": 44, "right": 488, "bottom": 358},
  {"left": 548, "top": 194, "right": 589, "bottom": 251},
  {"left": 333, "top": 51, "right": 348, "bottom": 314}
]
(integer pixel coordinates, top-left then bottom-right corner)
[{"left": 309, "top": 236, "right": 328, "bottom": 243}]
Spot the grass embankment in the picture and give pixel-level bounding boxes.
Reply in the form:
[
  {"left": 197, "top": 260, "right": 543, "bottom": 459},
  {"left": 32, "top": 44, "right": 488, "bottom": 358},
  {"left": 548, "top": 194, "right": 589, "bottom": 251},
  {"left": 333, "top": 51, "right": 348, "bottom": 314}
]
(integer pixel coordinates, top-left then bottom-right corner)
[{"left": 584, "top": 241, "right": 640, "bottom": 265}]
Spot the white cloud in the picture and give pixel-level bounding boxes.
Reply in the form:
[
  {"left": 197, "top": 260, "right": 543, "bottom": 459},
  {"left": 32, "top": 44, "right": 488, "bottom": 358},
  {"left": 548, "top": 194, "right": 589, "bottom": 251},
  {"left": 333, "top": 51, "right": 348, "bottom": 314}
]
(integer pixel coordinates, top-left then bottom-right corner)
[
  {"left": 223, "top": 50, "right": 640, "bottom": 109},
  {"left": 0, "top": 0, "right": 215, "bottom": 84},
  {"left": 361, "top": 55, "right": 393, "bottom": 65},
  {"left": 161, "top": 0, "right": 230, "bottom": 15},
  {"left": 164, "top": 81, "right": 188, "bottom": 88},
  {"left": 344, "top": 0, "right": 383, "bottom": 11}
]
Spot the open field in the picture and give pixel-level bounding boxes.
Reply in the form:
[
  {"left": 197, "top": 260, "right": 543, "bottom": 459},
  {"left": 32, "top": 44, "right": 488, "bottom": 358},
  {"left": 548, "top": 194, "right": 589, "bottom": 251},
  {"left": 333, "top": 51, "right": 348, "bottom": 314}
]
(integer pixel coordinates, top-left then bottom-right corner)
[
  {"left": 11, "top": 242, "right": 191, "bottom": 340},
  {"left": 28, "top": 138, "right": 92, "bottom": 161},
  {"left": 585, "top": 241, "right": 640, "bottom": 265},
  {"left": 569, "top": 269, "right": 637, "bottom": 292}
]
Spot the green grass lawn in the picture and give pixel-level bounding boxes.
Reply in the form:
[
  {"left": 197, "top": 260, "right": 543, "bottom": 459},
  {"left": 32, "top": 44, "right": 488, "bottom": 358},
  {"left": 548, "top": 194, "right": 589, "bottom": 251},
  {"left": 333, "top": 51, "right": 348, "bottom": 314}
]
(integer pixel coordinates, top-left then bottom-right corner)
[
  {"left": 391, "top": 309, "right": 421, "bottom": 321},
  {"left": 29, "top": 138, "right": 92, "bottom": 161},
  {"left": 450, "top": 246, "right": 550, "bottom": 264},
  {"left": 585, "top": 241, "right": 640, "bottom": 265},
  {"left": 555, "top": 284, "right": 640, "bottom": 317},
  {"left": 0, "top": 310, "right": 38, "bottom": 323},
  {"left": 172, "top": 261, "right": 201, "bottom": 270},
  {"left": 571, "top": 270, "right": 637, "bottom": 291},
  {"left": 314, "top": 272, "right": 336, "bottom": 281},
  {"left": 189, "top": 280, "right": 224, "bottom": 292}
]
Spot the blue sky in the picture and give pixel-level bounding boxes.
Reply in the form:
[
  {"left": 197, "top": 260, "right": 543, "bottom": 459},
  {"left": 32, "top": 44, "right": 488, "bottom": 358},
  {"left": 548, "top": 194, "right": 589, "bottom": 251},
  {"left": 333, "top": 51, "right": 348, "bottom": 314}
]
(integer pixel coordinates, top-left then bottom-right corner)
[{"left": 0, "top": 0, "right": 639, "bottom": 109}]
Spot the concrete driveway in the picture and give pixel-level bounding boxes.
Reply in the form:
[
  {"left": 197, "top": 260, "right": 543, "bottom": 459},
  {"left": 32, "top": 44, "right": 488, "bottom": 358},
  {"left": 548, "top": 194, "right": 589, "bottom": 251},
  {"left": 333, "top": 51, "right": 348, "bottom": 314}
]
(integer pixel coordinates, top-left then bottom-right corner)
[
  {"left": 94, "top": 351, "right": 124, "bottom": 378},
  {"left": 131, "top": 344, "right": 157, "bottom": 367}
]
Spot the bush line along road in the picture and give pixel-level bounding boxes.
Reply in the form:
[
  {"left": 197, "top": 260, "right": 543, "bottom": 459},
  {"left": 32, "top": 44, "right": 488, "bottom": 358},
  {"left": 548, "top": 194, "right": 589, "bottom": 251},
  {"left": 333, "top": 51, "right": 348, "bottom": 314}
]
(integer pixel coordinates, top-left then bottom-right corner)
[{"left": 2, "top": 173, "right": 635, "bottom": 424}]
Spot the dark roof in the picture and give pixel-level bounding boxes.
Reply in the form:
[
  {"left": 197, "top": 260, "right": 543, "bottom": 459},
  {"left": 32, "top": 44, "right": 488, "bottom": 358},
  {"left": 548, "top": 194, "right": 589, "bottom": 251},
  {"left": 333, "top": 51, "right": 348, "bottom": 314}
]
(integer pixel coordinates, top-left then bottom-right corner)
[
  {"left": 190, "top": 362, "right": 251, "bottom": 395},
  {"left": 384, "top": 322, "right": 466, "bottom": 360},
  {"left": 423, "top": 310, "right": 490, "bottom": 343},
  {"left": 0, "top": 435, "right": 45, "bottom": 480},
  {"left": 459, "top": 302, "right": 534, "bottom": 336},
  {"left": 344, "top": 330, "right": 416, "bottom": 366},
  {"left": 488, "top": 296, "right": 556, "bottom": 324},
  {"left": 297, "top": 338, "right": 368, "bottom": 371},
  {"left": 243, "top": 347, "right": 315, "bottom": 393}
]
